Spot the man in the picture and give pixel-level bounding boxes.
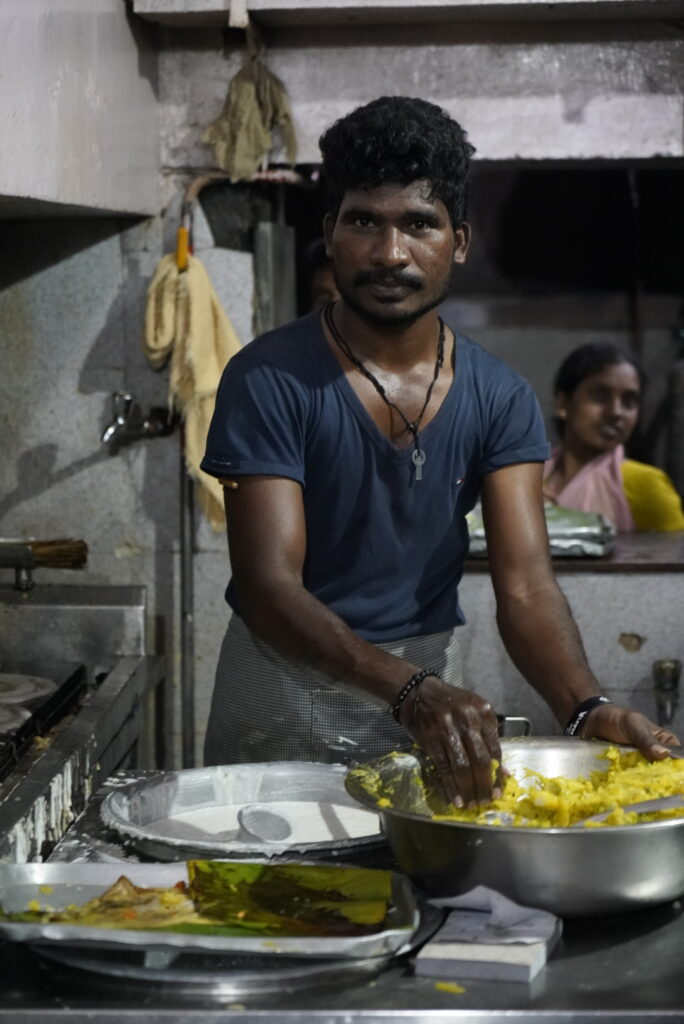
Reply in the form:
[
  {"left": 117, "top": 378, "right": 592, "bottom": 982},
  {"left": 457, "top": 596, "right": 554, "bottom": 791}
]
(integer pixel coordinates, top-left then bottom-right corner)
[{"left": 201, "top": 96, "right": 677, "bottom": 807}]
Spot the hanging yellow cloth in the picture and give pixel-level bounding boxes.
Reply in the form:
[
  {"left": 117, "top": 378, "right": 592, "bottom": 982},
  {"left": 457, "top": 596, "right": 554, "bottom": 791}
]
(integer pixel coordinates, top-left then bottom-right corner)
[
  {"left": 202, "top": 29, "right": 297, "bottom": 182},
  {"left": 143, "top": 253, "right": 242, "bottom": 531}
]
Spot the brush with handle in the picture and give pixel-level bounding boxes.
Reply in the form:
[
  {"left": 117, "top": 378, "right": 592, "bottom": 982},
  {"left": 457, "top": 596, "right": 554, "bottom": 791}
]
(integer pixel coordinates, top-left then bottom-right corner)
[{"left": 0, "top": 539, "right": 88, "bottom": 591}]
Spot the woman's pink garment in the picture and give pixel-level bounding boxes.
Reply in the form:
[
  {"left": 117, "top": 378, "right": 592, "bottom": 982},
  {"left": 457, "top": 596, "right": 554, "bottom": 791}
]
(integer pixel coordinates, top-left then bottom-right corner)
[{"left": 543, "top": 444, "right": 635, "bottom": 532}]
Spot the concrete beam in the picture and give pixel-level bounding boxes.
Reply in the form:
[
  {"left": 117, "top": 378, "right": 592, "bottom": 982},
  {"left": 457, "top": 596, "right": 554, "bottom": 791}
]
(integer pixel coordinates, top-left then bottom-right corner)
[{"left": 134, "top": 0, "right": 684, "bottom": 28}]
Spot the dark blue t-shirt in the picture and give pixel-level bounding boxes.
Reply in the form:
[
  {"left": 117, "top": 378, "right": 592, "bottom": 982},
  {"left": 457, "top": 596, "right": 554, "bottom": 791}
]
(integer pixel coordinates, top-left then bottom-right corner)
[{"left": 201, "top": 313, "right": 549, "bottom": 641}]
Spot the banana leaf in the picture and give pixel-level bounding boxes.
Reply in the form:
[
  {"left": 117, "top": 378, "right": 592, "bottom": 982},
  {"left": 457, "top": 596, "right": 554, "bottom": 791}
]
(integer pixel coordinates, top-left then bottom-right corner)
[{"left": 187, "top": 860, "right": 392, "bottom": 936}]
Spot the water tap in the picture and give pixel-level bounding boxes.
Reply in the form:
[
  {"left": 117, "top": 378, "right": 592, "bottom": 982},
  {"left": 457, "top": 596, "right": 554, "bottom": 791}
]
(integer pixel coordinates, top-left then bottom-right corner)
[
  {"left": 653, "top": 659, "right": 682, "bottom": 727},
  {"left": 102, "top": 392, "right": 135, "bottom": 445},
  {"left": 101, "top": 392, "right": 176, "bottom": 451}
]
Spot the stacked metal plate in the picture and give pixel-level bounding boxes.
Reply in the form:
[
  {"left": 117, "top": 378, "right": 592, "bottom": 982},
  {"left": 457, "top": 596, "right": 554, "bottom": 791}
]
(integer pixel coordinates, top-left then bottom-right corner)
[
  {"left": 0, "top": 862, "right": 439, "bottom": 996},
  {"left": 467, "top": 502, "right": 616, "bottom": 558}
]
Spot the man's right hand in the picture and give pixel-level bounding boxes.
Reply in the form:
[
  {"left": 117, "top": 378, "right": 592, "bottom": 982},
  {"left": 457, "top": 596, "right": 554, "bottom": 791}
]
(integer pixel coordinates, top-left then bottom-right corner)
[{"left": 399, "top": 676, "right": 502, "bottom": 808}]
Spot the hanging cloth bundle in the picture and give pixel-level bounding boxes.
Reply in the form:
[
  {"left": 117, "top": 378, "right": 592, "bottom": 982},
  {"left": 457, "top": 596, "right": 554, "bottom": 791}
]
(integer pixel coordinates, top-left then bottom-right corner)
[
  {"left": 143, "top": 251, "right": 241, "bottom": 531},
  {"left": 202, "top": 26, "right": 297, "bottom": 182}
]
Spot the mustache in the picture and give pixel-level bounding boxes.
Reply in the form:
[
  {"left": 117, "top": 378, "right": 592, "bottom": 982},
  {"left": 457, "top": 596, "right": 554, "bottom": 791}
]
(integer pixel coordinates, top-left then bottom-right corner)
[{"left": 352, "top": 270, "right": 422, "bottom": 289}]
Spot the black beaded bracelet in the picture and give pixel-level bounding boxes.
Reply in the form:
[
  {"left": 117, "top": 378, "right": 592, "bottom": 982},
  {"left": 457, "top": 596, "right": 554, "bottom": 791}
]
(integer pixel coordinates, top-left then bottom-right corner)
[
  {"left": 389, "top": 668, "right": 441, "bottom": 724},
  {"left": 564, "top": 695, "right": 613, "bottom": 736}
]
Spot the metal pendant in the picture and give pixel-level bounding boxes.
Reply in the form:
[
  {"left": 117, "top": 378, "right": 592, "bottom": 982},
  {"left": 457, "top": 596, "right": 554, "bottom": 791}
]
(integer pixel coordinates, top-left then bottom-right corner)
[{"left": 412, "top": 448, "right": 426, "bottom": 481}]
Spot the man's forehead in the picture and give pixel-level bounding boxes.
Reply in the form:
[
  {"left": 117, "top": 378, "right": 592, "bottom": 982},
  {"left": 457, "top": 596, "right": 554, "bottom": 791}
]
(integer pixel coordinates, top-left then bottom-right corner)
[{"left": 338, "top": 180, "right": 438, "bottom": 210}]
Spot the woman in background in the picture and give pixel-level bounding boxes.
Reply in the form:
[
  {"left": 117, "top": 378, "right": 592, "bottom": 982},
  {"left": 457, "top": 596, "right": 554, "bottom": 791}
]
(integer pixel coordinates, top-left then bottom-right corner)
[{"left": 544, "top": 342, "right": 684, "bottom": 531}]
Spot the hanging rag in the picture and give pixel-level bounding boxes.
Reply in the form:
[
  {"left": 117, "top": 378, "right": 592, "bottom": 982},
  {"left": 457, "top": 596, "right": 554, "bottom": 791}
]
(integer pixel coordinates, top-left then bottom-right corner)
[
  {"left": 202, "top": 27, "right": 297, "bottom": 182},
  {"left": 143, "top": 253, "right": 242, "bottom": 531}
]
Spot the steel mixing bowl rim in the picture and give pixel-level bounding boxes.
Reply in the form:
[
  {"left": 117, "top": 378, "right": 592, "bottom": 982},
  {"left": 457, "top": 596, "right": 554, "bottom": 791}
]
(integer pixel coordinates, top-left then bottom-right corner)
[{"left": 344, "top": 742, "right": 684, "bottom": 835}]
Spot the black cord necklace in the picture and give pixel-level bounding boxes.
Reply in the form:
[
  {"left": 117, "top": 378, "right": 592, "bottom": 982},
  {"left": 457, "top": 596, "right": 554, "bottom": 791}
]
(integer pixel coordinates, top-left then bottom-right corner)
[{"left": 324, "top": 302, "right": 445, "bottom": 482}]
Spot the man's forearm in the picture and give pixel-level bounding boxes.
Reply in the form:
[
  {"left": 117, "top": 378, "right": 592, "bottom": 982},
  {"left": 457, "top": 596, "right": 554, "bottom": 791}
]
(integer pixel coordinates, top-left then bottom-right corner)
[
  {"left": 495, "top": 579, "right": 603, "bottom": 725},
  {"left": 236, "top": 576, "right": 422, "bottom": 710}
]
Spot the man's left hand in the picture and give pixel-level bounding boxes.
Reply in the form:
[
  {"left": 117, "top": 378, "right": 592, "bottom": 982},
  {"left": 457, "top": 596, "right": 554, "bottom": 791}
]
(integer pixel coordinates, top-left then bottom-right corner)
[{"left": 580, "top": 703, "right": 681, "bottom": 759}]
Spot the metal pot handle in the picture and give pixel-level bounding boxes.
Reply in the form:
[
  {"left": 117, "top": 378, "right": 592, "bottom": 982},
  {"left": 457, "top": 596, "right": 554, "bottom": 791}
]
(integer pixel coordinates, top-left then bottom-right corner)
[{"left": 497, "top": 714, "right": 532, "bottom": 737}]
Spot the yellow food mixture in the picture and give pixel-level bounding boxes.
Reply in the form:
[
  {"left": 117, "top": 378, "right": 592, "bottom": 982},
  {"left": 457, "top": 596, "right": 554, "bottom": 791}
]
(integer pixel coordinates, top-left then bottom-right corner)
[{"left": 351, "top": 747, "right": 684, "bottom": 828}]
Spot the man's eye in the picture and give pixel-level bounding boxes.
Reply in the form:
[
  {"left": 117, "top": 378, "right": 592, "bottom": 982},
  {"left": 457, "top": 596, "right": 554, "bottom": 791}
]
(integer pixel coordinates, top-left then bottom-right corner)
[
  {"left": 411, "top": 220, "right": 429, "bottom": 231},
  {"left": 355, "top": 216, "right": 373, "bottom": 228}
]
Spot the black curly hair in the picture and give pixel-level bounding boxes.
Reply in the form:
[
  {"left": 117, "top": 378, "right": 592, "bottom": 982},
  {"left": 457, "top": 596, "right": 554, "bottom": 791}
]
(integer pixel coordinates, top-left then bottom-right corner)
[
  {"left": 554, "top": 342, "right": 645, "bottom": 398},
  {"left": 318, "top": 96, "right": 475, "bottom": 228}
]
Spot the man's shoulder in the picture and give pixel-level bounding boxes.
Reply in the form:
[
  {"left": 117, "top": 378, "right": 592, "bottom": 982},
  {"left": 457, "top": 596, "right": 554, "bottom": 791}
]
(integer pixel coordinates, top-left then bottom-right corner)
[
  {"left": 234, "top": 313, "right": 323, "bottom": 372},
  {"left": 452, "top": 328, "right": 531, "bottom": 391}
]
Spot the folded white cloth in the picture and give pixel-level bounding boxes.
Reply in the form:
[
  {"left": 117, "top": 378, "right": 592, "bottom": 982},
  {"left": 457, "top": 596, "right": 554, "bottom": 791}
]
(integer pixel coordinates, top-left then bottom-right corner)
[{"left": 428, "top": 886, "right": 560, "bottom": 945}]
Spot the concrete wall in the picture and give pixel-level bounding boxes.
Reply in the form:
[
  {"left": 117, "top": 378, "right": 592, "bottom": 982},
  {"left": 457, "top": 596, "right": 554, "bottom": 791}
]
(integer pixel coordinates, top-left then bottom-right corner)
[
  {"left": 158, "top": 20, "right": 684, "bottom": 166},
  {"left": 0, "top": 0, "right": 159, "bottom": 215},
  {"left": 0, "top": 202, "right": 254, "bottom": 767},
  {"left": 459, "top": 571, "right": 684, "bottom": 738}
]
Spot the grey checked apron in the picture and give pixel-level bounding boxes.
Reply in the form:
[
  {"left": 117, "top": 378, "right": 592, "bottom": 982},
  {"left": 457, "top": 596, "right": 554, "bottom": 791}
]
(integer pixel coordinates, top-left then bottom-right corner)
[{"left": 204, "top": 614, "right": 464, "bottom": 766}]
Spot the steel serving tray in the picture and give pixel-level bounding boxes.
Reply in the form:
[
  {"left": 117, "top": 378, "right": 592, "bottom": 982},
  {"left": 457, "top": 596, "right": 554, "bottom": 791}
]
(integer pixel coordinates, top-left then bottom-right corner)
[
  {"left": 0, "top": 861, "right": 419, "bottom": 960},
  {"left": 100, "top": 762, "right": 385, "bottom": 862},
  {"left": 467, "top": 503, "right": 616, "bottom": 558}
]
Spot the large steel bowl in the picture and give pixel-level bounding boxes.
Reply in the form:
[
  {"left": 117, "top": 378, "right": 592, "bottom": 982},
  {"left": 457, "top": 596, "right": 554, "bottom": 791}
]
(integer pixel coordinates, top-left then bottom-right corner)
[{"left": 345, "top": 737, "right": 684, "bottom": 917}]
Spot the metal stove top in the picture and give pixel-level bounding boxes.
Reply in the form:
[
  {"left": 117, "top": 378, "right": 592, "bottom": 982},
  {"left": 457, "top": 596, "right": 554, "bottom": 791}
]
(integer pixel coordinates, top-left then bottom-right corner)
[{"left": 0, "top": 659, "right": 87, "bottom": 784}]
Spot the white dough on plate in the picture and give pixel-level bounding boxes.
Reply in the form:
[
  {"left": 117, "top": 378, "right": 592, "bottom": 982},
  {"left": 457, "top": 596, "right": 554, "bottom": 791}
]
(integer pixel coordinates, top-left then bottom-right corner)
[{"left": 148, "top": 800, "right": 381, "bottom": 846}]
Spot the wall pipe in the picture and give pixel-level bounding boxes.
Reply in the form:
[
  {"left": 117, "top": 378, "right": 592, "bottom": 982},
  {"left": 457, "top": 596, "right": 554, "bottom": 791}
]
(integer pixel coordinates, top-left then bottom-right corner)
[{"left": 177, "top": 166, "right": 309, "bottom": 768}]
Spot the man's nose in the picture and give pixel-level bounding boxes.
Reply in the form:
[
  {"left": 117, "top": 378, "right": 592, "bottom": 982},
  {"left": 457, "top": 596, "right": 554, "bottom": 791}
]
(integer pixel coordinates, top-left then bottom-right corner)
[{"left": 371, "top": 227, "right": 408, "bottom": 266}]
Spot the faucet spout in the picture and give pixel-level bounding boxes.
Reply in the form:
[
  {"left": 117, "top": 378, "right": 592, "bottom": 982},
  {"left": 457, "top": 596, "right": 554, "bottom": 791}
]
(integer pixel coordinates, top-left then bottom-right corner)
[
  {"left": 102, "top": 392, "right": 135, "bottom": 445},
  {"left": 653, "top": 659, "right": 682, "bottom": 727},
  {"left": 101, "top": 392, "right": 176, "bottom": 450}
]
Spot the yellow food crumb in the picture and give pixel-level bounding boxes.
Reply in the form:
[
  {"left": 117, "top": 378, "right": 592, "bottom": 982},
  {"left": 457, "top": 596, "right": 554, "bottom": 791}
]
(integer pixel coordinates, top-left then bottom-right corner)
[
  {"left": 27, "top": 900, "right": 41, "bottom": 912},
  {"left": 432, "top": 747, "right": 684, "bottom": 828},
  {"left": 38, "top": 885, "right": 54, "bottom": 895},
  {"left": 434, "top": 981, "right": 466, "bottom": 993}
]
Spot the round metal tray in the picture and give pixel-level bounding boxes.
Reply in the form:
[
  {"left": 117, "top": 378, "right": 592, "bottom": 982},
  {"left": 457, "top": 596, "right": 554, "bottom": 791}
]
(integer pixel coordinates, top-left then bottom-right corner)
[{"left": 101, "top": 762, "right": 387, "bottom": 863}]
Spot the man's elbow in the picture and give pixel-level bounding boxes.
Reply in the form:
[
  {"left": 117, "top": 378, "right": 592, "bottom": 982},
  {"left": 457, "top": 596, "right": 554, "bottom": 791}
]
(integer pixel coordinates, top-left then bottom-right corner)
[
  {"left": 232, "top": 570, "right": 304, "bottom": 623},
  {"left": 492, "top": 562, "right": 560, "bottom": 609}
]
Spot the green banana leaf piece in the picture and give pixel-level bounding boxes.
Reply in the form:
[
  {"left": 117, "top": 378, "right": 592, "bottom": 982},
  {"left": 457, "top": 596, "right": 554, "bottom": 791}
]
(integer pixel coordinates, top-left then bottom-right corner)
[{"left": 187, "top": 860, "right": 392, "bottom": 936}]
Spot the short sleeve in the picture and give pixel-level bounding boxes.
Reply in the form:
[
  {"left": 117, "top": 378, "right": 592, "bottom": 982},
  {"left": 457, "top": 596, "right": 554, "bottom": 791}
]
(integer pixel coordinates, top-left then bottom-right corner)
[
  {"left": 623, "top": 462, "right": 684, "bottom": 531},
  {"left": 480, "top": 379, "right": 550, "bottom": 475},
  {"left": 201, "top": 357, "right": 308, "bottom": 485}
]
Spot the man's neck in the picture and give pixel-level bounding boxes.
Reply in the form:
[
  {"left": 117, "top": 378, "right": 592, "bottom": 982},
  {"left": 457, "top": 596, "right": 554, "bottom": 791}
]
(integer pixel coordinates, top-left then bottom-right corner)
[{"left": 334, "top": 301, "right": 442, "bottom": 371}]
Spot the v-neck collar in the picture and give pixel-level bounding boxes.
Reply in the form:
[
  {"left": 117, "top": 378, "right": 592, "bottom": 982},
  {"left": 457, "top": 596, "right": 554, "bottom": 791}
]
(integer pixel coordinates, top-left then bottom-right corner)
[{"left": 315, "top": 313, "right": 459, "bottom": 463}]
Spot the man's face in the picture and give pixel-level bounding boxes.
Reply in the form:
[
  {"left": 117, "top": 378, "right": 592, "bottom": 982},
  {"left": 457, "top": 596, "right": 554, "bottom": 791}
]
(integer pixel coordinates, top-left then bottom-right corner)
[{"left": 323, "top": 180, "right": 469, "bottom": 327}]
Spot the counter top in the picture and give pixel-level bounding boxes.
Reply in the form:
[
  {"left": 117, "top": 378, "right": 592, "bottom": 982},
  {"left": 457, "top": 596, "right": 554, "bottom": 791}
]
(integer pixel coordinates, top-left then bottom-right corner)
[
  {"left": 1, "top": 898, "right": 684, "bottom": 1021},
  {"left": 466, "top": 529, "right": 684, "bottom": 574},
  {"left": 1, "top": 770, "right": 684, "bottom": 1021}
]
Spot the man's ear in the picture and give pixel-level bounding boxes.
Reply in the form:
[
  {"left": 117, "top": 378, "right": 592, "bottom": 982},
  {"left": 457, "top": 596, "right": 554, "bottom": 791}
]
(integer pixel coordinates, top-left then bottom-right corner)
[
  {"left": 323, "top": 213, "right": 335, "bottom": 257},
  {"left": 453, "top": 222, "right": 471, "bottom": 265}
]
